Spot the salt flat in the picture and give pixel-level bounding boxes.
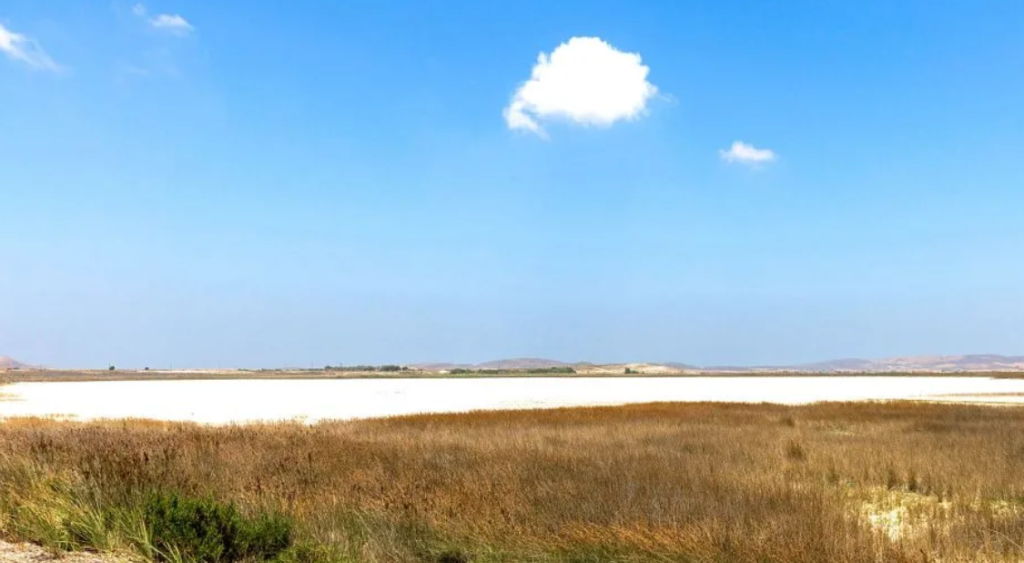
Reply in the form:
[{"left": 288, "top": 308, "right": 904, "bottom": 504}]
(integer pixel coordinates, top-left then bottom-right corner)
[{"left": 2, "top": 377, "right": 1024, "bottom": 424}]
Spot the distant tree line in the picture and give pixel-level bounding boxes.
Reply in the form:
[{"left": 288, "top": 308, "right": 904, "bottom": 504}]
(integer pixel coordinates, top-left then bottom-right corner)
[
  {"left": 448, "top": 367, "right": 576, "bottom": 375},
  {"left": 323, "top": 365, "right": 408, "bottom": 372}
]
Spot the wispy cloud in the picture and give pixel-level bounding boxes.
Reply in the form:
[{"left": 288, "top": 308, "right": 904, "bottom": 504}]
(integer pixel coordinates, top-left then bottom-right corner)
[
  {"left": 132, "top": 4, "right": 194, "bottom": 34},
  {"left": 504, "top": 37, "right": 659, "bottom": 137},
  {"left": 0, "top": 22, "right": 60, "bottom": 71},
  {"left": 150, "top": 14, "right": 193, "bottom": 33},
  {"left": 719, "top": 141, "right": 777, "bottom": 166}
]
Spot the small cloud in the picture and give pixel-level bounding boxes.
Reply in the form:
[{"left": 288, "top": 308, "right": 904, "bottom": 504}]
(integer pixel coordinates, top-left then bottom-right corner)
[
  {"left": 719, "top": 141, "right": 777, "bottom": 166},
  {"left": 504, "top": 36, "right": 658, "bottom": 137},
  {"left": 0, "top": 22, "right": 60, "bottom": 71},
  {"left": 133, "top": 6, "right": 193, "bottom": 34},
  {"left": 149, "top": 13, "right": 193, "bottom": 34}
]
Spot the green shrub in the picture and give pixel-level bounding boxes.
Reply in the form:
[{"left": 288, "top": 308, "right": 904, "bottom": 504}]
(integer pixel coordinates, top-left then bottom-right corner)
[{"left": 144, "top": 493, "right": 292, "bottom": 563}]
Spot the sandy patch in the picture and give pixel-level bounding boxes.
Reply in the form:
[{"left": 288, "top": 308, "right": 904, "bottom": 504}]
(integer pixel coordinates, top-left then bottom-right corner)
[{"left": 0, "top": 541, "right": 134, "bottom": 563}]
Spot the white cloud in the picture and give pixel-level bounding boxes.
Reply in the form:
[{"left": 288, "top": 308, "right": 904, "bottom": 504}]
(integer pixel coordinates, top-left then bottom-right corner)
[
  {"left": 719, "top": 141, "right": 777, "bottom": 166},
  {"left": 133, "top": 6, "right": 193, "bottom": 34},
  {"left": 504, "top": 37, "right": 658, "bottom": 136},
  {"left": 149, "top": 13, "right": 193, "bottom": 34},
  {"left": 0, "top": 22, "right": 60, "bottom": 71}
]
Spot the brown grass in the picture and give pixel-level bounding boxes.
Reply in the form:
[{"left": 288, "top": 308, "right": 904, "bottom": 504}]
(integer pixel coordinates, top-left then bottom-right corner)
[{"left": 2, "top": 402, "right": 1024, "bottom": 562}]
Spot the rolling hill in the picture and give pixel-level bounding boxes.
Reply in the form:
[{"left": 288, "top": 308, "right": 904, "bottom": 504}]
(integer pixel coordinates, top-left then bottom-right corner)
[
  {"left": 413, "top": 354, "right": 1024, "bottom": 373},
  {"left": 0, "top": 356, "right": 29, "bottom": 370}
]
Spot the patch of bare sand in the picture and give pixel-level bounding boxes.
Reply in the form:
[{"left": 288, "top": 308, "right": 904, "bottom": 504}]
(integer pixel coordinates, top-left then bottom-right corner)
[{"left": 0, "top": 541, "right": 134, "bottom": 563}]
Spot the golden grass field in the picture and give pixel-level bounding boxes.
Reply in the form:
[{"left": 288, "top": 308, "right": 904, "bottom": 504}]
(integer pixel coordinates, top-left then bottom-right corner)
[{"left": 1, "top": 402, "right": 1023, "bottom": 562}]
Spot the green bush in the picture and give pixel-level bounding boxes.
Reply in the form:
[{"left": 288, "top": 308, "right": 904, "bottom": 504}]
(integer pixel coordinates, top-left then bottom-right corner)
[{"left": 144, "top": 493, "right": 292, "bottom": 563}]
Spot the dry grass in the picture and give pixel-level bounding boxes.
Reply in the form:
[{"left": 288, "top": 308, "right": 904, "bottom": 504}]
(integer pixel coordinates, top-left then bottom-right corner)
[{"left": 1, "top": 402, "right": 1024, "bottom": 562}]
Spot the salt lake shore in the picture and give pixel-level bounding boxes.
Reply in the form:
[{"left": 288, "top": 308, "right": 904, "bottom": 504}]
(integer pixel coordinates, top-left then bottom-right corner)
[
  {"left": 2, "top": 401, "right": 1024, "bottom": 563},
  {"left": 3, "top": 376, "right": 1024, "bottom": 424},
  {"left": 4, "top": 377, "right": 1024, "bottom": 563}
]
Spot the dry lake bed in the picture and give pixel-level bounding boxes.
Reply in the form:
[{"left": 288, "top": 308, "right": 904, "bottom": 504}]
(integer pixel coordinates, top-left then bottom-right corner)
[{"left": 2, "top": 376, "right": 1024, "bottom": 424}]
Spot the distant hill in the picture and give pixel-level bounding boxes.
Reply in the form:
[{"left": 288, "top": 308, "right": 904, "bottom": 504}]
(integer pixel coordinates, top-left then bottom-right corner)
[
  {"left": 475, "top": 358, "right": 569, "bottom": 370},
  {"left": 411, "top": 354, "right": 1024, "bottom": 373},
  {"left": 778, "top": 355, "right": 1024, "bottom": 373},
  {"left": 408, "top": 362, "right": 471, "bottom": 371},
  {"left": 0, "top": 356, "right": 30, "bottom": 370},
  {"left": 12, "top": 354, "right": 1024, "bottom": 375},
  {"left": 409, "top": 360, "right": 569, "bottom": 372},
  {"left": 662, "top": 362, "right": 698, "bottom": 370},
  {"left": 789, "top": 358, "right": 874, "bottom": 371}
]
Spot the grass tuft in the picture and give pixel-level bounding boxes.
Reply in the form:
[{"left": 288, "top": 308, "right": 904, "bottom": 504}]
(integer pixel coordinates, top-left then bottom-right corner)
[{"left": 785, "top": 440, "right": 807, "bottom": 462}]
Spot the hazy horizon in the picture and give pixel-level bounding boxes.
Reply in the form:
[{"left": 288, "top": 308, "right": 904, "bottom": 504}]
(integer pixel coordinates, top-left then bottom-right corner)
[
  {"left": 2, "top": 1, "right": 1022, "bottom": 369},
  {"left": 6, "top": 352, "right": 1024, "bottom": 372}
]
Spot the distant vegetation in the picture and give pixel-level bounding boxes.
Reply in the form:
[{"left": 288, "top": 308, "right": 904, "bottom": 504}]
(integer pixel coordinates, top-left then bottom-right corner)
[
  {"left": 322, "top": 365, "right": 408, "bottom": 372},
  {"left": 323, "top": 365, "right": 576, "bottom": 375},
  {"left": 2, "top": 402, "right": 1024, "bottom": 562},
  {"left": 448, "top": 366, "right": 576, "bottom": 375}
]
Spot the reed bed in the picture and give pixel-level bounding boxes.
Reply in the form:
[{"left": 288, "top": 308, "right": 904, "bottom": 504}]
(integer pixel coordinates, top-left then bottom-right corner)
[{"left": 1, "top": 402, "right": 1023, "bottom": 562}]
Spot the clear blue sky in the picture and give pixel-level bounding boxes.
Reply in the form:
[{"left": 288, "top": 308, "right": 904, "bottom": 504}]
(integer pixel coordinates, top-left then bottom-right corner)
[{"left": 1, "top": 0, "right": 1022, "bottom": 368}]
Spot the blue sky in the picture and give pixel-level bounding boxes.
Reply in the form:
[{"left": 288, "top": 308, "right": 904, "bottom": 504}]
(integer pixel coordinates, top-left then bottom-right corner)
[{"left": 1, "top": 0, "right": 1022, "bottom": 368}]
